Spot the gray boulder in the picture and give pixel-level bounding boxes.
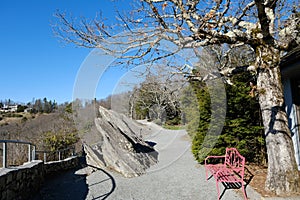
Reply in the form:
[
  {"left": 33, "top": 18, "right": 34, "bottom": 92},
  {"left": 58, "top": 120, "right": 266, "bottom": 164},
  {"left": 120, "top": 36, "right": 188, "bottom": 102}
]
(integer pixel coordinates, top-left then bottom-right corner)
[{"left": 84, "top": 106, "right": 158, "bottom": 177}]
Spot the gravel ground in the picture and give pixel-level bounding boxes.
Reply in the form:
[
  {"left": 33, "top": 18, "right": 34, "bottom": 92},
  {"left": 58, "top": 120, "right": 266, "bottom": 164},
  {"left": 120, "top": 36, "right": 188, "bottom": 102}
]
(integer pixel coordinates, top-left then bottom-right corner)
[
  {"left": 35, "top": 122, "right": 260, "bottom": 200},
  {"left": 85, "top": 124, "right": 244, "bottom": 200}
]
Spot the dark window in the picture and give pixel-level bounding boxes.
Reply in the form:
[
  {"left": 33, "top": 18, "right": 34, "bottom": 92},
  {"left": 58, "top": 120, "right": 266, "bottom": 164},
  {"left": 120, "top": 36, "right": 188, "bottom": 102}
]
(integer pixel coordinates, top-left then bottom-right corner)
[{"left": 291, "top": 79, "right": 300, "bottom": 105}]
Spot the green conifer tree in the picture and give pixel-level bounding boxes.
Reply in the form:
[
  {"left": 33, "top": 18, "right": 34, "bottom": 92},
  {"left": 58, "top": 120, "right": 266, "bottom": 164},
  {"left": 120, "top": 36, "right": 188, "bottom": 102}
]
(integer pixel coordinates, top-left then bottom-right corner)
[{"left": 187, "top": 72, "right": 266, "bottom": 164}]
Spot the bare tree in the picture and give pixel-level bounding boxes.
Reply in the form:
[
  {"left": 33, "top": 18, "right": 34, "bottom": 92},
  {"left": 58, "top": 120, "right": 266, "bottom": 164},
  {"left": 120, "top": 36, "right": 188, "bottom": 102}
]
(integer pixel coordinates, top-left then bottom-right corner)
[
  {"left": 54, "top": 0, "right": 300, "bottom": 194},
  {"left": 132, "top": 73, "right": 183, "bottom": 123},
  {"left": 111, "top": 64, "right": 186, "bottom": 122}
]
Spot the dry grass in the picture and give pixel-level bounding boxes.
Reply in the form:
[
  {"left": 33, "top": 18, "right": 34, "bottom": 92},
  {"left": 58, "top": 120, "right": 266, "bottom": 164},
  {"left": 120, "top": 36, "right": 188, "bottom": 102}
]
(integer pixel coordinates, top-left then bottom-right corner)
[{"left": 0, "top": 112, "right": 77, "bottom": 145}]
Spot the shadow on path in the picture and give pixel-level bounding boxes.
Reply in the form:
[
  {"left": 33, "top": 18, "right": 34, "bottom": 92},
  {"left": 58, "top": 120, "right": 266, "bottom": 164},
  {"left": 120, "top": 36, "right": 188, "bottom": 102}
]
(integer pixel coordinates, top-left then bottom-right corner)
[
  {"left": 33, "top": 168, "right": 88, "bottom": 200},
  {"left": 87, "top": 165, "right": 116, "bottom": 200},
  {"left": 33, "top": 156, "right": 117, "bottom": 200},
  {"left": 216, "top": 166, "right": 254, "bottom": 199}
]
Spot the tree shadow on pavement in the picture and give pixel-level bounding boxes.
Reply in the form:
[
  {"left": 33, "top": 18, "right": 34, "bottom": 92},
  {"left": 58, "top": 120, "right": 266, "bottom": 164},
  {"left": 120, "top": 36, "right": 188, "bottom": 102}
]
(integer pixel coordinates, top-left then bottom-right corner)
[
  {"left": 87, "top": 165, "right": 116, "bottom": 200},
  {"left": 33, "top": 168, "right": 89, "bottom": 200},
  {"left": 33, "top": 156, "right": 116, "bottom": 200}
]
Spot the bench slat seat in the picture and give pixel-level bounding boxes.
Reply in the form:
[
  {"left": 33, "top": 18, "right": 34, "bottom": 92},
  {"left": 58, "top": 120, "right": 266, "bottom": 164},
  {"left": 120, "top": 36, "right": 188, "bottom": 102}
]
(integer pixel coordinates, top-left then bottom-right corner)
[
  {"left": 204, "top": 148, "right": 247, "bottom": 200},
  {"left": 216, "top": 168, "right": 243, "bottom": 182}
]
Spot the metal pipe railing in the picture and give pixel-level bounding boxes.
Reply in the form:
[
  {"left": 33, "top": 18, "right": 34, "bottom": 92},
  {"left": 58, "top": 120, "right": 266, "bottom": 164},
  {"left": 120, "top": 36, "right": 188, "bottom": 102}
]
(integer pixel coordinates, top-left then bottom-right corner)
[
  {"left": 35, "top": 146, "right": 75, "bottom": 163},
  {"left": 2, "top": 142, "right": 7, "bottom": 168},
  {"left": 0, "top": 140, "right": 35, "bottom": 168},
  {"left": 0, "top": 140, "right": 75, "bottom": 168}
]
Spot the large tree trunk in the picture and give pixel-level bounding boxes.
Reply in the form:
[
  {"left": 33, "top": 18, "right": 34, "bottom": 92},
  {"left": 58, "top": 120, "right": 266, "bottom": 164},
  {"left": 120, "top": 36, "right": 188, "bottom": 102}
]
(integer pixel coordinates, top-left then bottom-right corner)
[{"left": 256, "top": 45, "right": 300, "bottom": 195}]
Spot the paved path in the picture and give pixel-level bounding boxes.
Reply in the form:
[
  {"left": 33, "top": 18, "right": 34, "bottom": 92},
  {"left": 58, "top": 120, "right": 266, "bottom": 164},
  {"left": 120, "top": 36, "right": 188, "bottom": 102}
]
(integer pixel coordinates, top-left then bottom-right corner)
[
  {"left": 85, "top": 127, "right": 243, "bottom": 200},
  {"left": 35, "top": 124, "right": 259, "bottom": 200}
]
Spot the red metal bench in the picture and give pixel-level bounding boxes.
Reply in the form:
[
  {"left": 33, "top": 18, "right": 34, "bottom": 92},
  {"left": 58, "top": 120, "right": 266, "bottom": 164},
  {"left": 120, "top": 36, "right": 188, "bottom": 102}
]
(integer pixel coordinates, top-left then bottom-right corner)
[{"left": 204, "top": 148, "right": 247, "bottom": 200}]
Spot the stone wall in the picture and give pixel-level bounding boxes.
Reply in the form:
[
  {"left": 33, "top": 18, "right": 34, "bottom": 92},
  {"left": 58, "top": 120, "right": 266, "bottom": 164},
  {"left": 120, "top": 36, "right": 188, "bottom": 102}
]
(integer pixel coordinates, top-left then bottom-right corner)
[
  {"left": 0, "top": 156, "right": 79, "bottom": 200},
  {"left": 44, "top": 156, "right": 79, "bottom": 175},
  {"left": 0, "top": 161, "right": 44, "bottom": 200}
]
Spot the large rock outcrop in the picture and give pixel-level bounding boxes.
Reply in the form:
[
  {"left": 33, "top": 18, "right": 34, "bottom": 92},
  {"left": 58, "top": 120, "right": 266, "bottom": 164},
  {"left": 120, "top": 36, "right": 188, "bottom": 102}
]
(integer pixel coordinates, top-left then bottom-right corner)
[{"left": 84, "top": 106, "right": 158, "bottom": 177}]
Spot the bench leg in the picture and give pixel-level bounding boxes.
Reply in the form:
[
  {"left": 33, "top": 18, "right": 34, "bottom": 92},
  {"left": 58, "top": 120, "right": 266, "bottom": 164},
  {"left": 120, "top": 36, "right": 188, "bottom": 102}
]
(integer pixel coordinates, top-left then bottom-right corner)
[{"left": 216, "top": 180, "right": 221, "bottom": 200}]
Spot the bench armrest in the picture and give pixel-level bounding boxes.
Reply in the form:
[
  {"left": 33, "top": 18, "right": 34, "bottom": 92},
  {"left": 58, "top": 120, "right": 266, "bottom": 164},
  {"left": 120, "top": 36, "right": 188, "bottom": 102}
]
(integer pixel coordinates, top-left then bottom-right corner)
[{"left": 204, "top": 155, "right": 225, "bottom": 166}]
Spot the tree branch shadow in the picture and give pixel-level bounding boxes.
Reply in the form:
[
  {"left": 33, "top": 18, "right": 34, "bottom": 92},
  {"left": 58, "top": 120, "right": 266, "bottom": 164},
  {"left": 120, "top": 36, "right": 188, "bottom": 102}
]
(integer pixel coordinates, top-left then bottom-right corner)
[
  {"left": 33, "top": 167, "right": 89, "bottom": 200},
  {"left": 87, "top": 164, "right": 116, "bottom": 200}
]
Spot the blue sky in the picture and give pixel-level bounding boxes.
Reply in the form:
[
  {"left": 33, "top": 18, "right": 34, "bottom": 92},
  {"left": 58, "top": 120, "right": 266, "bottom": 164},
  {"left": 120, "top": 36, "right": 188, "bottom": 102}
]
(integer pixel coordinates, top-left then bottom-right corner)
[{"left": 0, "top": 0, "right": 130, "bottom": 104}]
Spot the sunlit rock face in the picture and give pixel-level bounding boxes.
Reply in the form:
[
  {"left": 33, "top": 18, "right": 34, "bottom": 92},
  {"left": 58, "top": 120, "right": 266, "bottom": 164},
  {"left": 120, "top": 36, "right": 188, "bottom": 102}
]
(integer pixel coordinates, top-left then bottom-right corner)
[{"left": 84, "top": 106, "right": 158, "bottom": 177}]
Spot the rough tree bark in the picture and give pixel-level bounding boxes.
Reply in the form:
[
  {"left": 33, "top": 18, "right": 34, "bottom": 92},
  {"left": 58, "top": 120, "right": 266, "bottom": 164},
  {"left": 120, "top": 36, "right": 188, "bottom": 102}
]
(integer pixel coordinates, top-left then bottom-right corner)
[{"left": 256, "top": 45, "right": 299, "bottom": 194}]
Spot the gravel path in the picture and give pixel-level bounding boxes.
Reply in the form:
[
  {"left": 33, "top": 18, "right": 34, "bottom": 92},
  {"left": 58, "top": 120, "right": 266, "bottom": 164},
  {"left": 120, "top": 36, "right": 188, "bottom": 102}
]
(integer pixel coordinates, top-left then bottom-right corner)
[
  {"left": 34, "top": 122, "right": 300, "bottom": 200},
  {"left": 85, "top": 126, "right": 243, "bottom": 200},
  {"left": 35, "top": 123, "right": 252, "bottom": 200}
]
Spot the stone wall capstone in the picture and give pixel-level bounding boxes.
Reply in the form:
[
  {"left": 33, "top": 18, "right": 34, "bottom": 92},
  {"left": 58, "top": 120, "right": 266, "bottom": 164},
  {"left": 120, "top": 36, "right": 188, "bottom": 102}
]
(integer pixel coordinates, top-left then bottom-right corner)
[{"left": 0, "top": 156, "right": 79, "bottom": 200}]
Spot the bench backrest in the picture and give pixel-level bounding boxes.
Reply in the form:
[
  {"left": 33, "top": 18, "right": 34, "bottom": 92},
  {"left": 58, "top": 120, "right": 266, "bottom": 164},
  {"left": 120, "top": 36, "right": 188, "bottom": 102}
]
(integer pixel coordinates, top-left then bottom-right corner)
[{"left": 224, "top": 148, "right": 245, "bottom": 175}]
